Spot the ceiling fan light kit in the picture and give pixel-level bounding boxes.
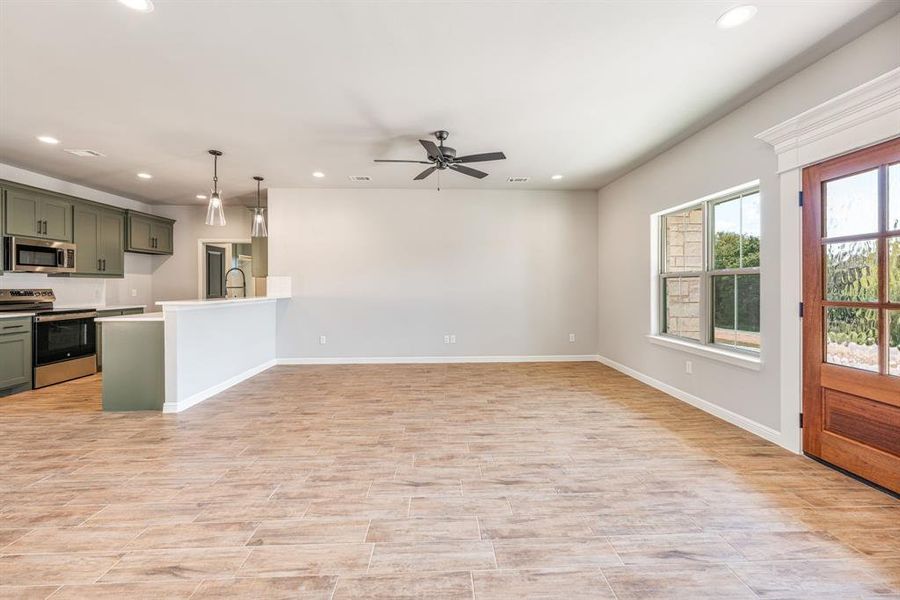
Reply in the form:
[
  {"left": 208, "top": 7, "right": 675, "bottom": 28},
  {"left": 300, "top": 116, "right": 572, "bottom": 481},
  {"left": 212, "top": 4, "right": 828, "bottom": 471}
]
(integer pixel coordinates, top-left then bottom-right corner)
[{"left": 374, "top": 130, "right": 506, "bottom": 185}]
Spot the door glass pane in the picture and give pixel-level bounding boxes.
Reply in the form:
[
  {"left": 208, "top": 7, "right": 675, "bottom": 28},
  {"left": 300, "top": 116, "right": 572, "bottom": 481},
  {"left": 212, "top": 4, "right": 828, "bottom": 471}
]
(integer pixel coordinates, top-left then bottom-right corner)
[
  {"left": 891, "top": 237, "right": 900, "bottom": 303},
  {"left": 825, "top": 307, "right": 879, "bottom": 372},
  {"left": 889, "top": 163, "right": 899, "bottom": 232},
  {"left": 664, "top": 276, "right": 700, "bottom": 341},
  {"left": 712, "top": 274, "right": 760, "bottom": 351},
  {"left": 824, "top": 240, "right": 878, "bottom": 302},
  {"left": 712, "top": 192, "right": 760, "bottom": 269},
  {"left": 664, "top": 207, "right": 703, "bottom": 272},
  {"left": 824, "top": 168, "right": 879, "bottom": 238},
  {"left": 889, "top": 310, "right": 900, "bottom": 377}
]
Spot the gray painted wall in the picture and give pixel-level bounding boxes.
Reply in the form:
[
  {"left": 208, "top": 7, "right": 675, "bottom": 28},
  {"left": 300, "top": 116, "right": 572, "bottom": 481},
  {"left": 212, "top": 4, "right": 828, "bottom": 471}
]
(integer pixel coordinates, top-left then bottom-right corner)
[
  {"left": 269, "top": 188, "right": 599, "bottom": 359},
  {"left": 595, "top": 15, "right": 900, "bottom": 430},
  {"left": 150, "top": 204, "right": 252, "bottom": 304}
]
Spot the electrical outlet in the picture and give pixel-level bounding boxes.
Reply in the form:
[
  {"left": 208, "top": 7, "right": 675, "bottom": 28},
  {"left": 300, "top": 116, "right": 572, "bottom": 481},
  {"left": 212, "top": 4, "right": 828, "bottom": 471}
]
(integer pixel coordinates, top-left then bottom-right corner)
[
  {"left": 569, "top": 333, "right": 576, "bottom": 343},
  {"left": 443, "top": 335, "right": 451, "bottom": 344},
  {"left": 685, "top": 360, "right": 692, "bottom": 374},
  {"left": 450, "top": 334, "right": 457, "bottom": 344},
  {"left": 131, "top": 288, "right": 138, "bottom": 297},
  {"left": 319, "top": 335, "right": 327, "bottom": 345}
]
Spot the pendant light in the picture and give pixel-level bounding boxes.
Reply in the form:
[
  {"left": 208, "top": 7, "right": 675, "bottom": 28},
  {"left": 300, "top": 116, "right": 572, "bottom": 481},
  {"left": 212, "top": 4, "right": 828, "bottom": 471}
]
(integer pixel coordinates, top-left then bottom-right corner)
[
  {"left": 251, "top": 176, "right": 268, "bottom": 238},
  {"left": 205, "top": 149, "right": 226, "bottom": 226}
]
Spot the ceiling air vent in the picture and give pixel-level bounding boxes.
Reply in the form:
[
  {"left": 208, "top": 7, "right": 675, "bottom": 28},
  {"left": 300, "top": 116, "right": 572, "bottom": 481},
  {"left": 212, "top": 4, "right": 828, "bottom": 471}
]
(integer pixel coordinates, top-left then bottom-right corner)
[
  {"left": 64, "top": 149, "right": 105, "bottom": 158},
  {"left": 507, "top": 176, "right": 530, "bottom": 183},
  {"left": 348, "top": 175, "right": 372, "bottom": 182}
]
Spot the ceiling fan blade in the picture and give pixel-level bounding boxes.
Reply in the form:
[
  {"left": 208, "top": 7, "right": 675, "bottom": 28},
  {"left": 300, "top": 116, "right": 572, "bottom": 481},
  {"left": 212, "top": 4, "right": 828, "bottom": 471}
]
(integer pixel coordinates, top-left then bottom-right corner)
[
  {"left": 414, "top": 166, "right": 437, "bottom": 180},
  {"left": 449, "top": 164, "right": 488, "bottom": 179},
  {"left": 419, "top": 139, "right": 443, "bottom": 160},
  {"left": 374, "top": 159, "right": 432, "bottom": 164},
  {"left": 453, "top": 151, "right": 506, "bottom": 163}
]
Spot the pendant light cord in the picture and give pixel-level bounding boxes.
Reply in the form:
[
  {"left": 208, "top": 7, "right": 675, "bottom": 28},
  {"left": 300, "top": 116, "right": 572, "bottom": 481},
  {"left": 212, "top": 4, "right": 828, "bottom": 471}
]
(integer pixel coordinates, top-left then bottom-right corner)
[
  {"left": 257, "top": 179, "right": 261, "bottom": 209},
  {"left": 213, "top": 154, "right": 218, "bottom": 189}
]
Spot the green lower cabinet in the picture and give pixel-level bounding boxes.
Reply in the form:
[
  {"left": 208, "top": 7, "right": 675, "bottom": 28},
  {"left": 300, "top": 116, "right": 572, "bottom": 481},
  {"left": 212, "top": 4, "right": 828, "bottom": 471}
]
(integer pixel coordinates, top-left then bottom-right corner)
[
  {"left": 96, "top": 308, "right": 144, "bottom": 370},
  {"left": 0, "top": 318, "right": 33, "bottom": 396},
  {"left": 102, "top": 320, "right": 164, "bottom": 411}
]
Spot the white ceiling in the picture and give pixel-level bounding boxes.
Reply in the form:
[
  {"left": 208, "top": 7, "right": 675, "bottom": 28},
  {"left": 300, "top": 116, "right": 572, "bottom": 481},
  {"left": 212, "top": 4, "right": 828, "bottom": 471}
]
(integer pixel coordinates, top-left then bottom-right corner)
[{"left": 0, "top": 0, "right": 893, "bottom": 204}]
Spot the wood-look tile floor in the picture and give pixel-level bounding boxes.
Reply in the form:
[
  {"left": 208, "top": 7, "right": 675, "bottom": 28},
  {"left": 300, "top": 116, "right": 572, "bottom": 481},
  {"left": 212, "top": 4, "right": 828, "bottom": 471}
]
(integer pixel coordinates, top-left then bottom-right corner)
[{"left": 1, "top": 363, "right": 898, "bottom": 599}]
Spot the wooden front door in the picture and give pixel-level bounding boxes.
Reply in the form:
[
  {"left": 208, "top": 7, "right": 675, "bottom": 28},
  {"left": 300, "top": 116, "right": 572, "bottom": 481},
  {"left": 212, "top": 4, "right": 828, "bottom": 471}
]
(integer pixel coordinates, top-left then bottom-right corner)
[{"left": 802, "top": 137, "right": 900, "bottom": 493}]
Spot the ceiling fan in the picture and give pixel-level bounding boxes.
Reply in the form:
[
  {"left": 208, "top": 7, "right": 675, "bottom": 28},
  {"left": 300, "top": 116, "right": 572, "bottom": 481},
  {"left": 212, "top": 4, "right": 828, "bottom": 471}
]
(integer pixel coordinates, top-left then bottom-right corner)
[{"left": 374, "top": 130, "right": 506, "bottom": 180}]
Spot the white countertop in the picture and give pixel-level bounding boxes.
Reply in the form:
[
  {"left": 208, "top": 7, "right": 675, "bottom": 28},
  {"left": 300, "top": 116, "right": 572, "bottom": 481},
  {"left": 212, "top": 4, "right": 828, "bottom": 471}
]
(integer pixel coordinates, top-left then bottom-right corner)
[
  {"left": 96, "top": 313, "right": 164, "bottom": 323},
  {"left": 156, "top": 296, "right": 286, "bottom": 309},
  {"left": 55, "top": 304, "right": 148, "bottom": 312},
  {"left": 0, "top": 312, "right": 35, "bottom": 320}
]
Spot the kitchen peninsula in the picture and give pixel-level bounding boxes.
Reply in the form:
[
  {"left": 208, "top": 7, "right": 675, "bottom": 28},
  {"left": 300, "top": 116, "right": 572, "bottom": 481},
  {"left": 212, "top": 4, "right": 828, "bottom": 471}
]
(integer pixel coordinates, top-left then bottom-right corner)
[{"left": 99, "top": 296, "right": 282, "bottom": 412}]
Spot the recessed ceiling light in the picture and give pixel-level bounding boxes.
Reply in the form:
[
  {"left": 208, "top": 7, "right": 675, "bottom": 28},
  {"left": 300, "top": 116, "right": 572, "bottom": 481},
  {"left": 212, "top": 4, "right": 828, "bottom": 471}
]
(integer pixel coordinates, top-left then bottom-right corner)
[
  {"left": 312, "top": 171, "right": 325, "bottom": 178},
  {"left": 137, "top": 172, "right": 153, "bottom": 179},
  {"left": 716, "top": 5, "right": 757, "bottom": 29},
  {"left": 37, "top": 135, "right": 59, "bottom": 145},
  {"left": 118, "top": 0, "right": 154, "bottom": 12},
  {"left": 551, "top": 174, "right": 564, "bottom": 180},
  {"left": 196, "top": 194, "right": 207, "bottom": 200}
]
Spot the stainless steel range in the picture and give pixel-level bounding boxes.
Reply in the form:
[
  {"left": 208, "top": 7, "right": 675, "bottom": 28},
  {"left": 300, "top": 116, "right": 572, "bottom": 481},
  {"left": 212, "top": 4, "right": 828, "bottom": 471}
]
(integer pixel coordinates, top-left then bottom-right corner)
[{"left": 0, "top": 289, "right": 97, "bottom": 388}]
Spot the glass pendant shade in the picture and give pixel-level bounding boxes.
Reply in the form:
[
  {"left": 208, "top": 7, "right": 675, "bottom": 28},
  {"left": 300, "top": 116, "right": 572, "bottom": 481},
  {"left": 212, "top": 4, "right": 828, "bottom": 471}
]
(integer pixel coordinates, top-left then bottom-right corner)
[
  {"left": 205, "top": 190, "right": 226, "bottom": 226},
  {"left": 205, "top": 150, "right": 226, "bottom": 226},
  {"left": 250, "top": 175, "right": 267, "bottom": 238},
  {"left": 251, "top": 207, "right": 268, "bottom": 237}
]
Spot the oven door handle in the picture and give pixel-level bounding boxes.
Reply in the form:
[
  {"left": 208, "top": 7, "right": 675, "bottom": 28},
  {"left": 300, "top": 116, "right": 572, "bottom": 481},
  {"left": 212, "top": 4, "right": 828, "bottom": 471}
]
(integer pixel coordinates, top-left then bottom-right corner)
[{"left": 33, "top": 311, "right": 98, "bottom": 323}]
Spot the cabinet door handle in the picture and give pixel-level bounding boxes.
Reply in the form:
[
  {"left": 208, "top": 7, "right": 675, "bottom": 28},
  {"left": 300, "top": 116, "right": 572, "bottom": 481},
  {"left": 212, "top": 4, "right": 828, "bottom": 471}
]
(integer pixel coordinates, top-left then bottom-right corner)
[
  {"left": 97, "top": 259, "right": 102, "bottom": 271},
  {"left": 43, "top": 220, "right": 47, "bottom": 235},
  {"left": 102, "top": 259, "right": 106, "bottom": 271},
  {"left": 37, "top": 219, "right": 42, "bottom": 234}
]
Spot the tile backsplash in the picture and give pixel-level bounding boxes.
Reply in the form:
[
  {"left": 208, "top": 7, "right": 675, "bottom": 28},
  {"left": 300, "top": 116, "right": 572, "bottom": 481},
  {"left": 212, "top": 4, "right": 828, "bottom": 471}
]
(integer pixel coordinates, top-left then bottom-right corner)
[{"left": 0, "top": 254, "right": 154, "bottom": 308}]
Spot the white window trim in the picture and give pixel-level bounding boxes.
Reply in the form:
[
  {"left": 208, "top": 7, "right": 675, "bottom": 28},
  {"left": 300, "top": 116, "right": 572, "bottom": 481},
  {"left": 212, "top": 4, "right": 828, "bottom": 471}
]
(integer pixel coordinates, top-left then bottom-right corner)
[
  {"left": 649, "top": 179, "right": 762, "bottom": 368},
  {"left": 646, "top": 334, "right": 762, "bottom": 370}
]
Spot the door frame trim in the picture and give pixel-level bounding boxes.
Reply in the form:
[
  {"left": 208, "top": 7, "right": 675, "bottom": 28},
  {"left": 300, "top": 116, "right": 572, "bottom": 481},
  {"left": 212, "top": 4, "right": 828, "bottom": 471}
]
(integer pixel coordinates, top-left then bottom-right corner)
[
  {"left": 756, "top": 66, "right": 900, "bottom": 453},
  {"left": 196, "top": 238, "right": 251, "bottom": 300}
]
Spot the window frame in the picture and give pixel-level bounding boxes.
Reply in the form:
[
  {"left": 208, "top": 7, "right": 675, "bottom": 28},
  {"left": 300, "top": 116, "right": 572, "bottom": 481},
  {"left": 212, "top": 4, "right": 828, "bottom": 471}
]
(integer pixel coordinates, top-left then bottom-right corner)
[{"left": 656, "top": 183, "right": 761, "bottom": 356}]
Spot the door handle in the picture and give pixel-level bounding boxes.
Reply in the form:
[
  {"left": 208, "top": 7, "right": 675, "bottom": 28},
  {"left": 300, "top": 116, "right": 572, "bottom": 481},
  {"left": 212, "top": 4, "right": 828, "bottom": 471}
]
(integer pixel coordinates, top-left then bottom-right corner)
[
  {"left": 42, "top": 220, "right": 47, "bottom": 235},
  {"left": 37, "top": 219, "right": 42, "bottom": 234},
  {"left": 102, "top": 259, "right": 106, "bottom": 271},
  {"left": 97, "top": 259, "right": 102, "bottom": 271}
]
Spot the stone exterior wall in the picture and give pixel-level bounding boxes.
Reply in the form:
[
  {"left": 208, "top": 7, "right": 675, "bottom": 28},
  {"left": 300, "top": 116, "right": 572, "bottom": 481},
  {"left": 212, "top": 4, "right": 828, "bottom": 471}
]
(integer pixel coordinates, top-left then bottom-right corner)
[{"left": 664, "top": 207, "right": 702, "bottom": 339}]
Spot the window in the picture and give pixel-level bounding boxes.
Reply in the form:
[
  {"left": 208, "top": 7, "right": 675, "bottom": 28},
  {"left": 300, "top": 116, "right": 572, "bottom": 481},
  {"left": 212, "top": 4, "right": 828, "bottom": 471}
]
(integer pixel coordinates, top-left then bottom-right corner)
[{"left": 658, "top": 185, "right": 761, "bottom": 353}]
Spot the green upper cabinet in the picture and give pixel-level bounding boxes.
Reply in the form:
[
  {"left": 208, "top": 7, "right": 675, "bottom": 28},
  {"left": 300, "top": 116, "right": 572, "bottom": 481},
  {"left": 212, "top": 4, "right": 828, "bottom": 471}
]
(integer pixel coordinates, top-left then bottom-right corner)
[
  {"left": 4, "top": 187, "right": 41, "bottom": 238},
  {"left": 100, "top": 210, "right": 125, "bottom": 275},
  {"left": 74, "top": 204, "right": 101, "bottom": 275},
  {"left": 73, "top": 202, "right": 125, "bottom": 277},
  {"left": 2, "top": 186, "right": 72, "bottom": 242},
  {"left": 126, "top": 211, "right": 174, "bottom": 255}
]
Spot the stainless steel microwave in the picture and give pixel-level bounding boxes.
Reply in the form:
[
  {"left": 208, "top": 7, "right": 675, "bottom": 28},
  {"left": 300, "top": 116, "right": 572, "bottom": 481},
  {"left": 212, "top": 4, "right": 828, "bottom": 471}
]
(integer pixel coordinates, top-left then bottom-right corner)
[{"left": 3, "top": 237, "right": 77, "bottom": 273}]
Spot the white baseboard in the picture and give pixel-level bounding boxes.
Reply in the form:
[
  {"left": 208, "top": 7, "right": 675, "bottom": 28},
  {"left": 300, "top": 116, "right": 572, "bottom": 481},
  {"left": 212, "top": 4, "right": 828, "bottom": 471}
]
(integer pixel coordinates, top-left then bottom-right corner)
[
  {"left": 163, "top": 359, "right": 277, "bottom": 413},
  {"left": 277, "top": 354, "right": 600, "bottom": 365},
  {"left": 596, "top": 354, "right": 789, "bottom": 451}
]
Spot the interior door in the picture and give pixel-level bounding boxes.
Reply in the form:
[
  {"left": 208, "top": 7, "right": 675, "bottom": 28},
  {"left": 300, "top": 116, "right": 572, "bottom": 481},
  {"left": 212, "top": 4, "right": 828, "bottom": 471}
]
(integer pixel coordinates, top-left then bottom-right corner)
[
  {"left": 206, "top": 245, "right": 225, "bottom": 299},
  {"left": 802, "top": 136, "right": 900, "bottom": 493}
]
